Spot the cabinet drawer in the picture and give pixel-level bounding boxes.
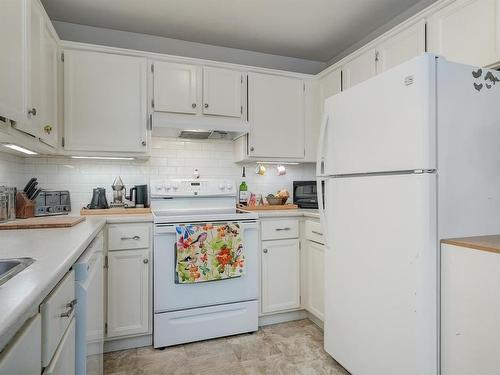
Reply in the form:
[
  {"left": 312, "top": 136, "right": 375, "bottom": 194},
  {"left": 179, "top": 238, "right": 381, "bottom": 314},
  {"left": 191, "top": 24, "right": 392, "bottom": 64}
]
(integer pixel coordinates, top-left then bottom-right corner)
[
  {"left": 41, "top": 270, "right": 75, "bottom": 367},
  {"left": 305, "top": 220, "right": 324, "bottom": 244},
  {"left": 261, "top": 219, "right": 299, "bottom": 240},
  {"left": 108, "top": 223, "right": 151, "bottom": 251}
]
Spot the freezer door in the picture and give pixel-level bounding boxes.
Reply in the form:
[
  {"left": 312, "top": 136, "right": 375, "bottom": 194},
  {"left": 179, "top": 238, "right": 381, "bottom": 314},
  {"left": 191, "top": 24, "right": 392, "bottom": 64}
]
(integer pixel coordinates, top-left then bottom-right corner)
[
  {"left": 323, "top": 173, "right": 437, "bottom": 375},
  {"left": 437, "top": 60, "right": 500, "bottom": 238},
  {"left": 322, "top": 54, "right": 436, "bottom": 176}
]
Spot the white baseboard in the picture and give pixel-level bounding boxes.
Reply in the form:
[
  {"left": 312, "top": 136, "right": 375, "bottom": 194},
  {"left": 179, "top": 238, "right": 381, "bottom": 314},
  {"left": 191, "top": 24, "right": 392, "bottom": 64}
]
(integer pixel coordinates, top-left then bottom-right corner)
[
  {"left": 104, "top": 335, "right": 152, "bottom": 353},
  {"left": 258, "top": 309, "right": 308, "bottom": 326},
  {"left": 307, "top": 312, "right": 324, "bottom": 330}
]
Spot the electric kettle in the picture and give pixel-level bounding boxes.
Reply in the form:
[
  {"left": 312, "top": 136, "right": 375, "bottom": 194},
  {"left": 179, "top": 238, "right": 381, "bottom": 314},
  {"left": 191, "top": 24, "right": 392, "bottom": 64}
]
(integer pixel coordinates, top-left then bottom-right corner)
[{"left": 87, "top": 187, "right": 109, "bottom": 209}]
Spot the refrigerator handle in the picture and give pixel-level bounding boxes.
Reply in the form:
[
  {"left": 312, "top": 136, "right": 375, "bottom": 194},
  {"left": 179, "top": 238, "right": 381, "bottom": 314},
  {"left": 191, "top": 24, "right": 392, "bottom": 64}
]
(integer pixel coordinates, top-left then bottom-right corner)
[
  {"left": 316, "top": 178, "right": 329, "bottom": 248},
  {"left": 316, "top": 112, "right": 329, "bottom": 177}
]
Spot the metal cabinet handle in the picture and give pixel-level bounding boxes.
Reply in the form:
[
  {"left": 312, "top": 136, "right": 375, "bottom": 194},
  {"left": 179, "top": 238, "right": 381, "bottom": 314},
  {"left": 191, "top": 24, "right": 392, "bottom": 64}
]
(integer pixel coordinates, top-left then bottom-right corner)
[
  {"left": 312, "top": 230, "right": 323, "bottom": 236},
  {"left": 121, "top": 235, "right": 141, "bottom": 240},
  {"left": 60, "top": 299, "right": 77, "bottom": 318},
  {"left": 249, "top": 146, "right": 254, "bottom": 152},
  {"left": 263, "top": 248, "right": 268, "bottom": 254},
  {"left": 143, "top": 258, "right": 149, "bottom": 264},
  {"left": 275, "top": 227, "right": 291, "bottom": 231},
  {"left": 141, "top": 141, "right": 147, "bottom": 146},
  {"left": 204, "top": 103, "right": 209, "bottom": 108},
  {"left": 192, "top": 103, "right": 197, "bottom": 108},
  {"left": 28, "top": 108, "right": 37, "bottom": 116}
]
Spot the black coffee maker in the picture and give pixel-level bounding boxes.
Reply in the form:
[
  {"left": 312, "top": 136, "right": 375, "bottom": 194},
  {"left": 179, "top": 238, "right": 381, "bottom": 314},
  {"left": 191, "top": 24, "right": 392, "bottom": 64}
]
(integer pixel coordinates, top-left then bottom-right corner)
[
  {"left": 87, "top": 187, "right": 109, "bottom": 209},
  {"left": 129, "top": 185, "right": 148, "bottom": 208}
]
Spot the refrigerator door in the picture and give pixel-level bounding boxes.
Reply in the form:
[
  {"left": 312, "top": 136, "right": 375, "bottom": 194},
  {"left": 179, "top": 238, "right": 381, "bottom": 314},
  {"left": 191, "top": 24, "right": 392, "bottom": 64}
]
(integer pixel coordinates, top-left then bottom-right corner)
[
  {"left": 322, "top": 54, "right": 436, "bottom": 176},
  {"left": 324, "top": 173, "right": 437, "bottom": 375}
]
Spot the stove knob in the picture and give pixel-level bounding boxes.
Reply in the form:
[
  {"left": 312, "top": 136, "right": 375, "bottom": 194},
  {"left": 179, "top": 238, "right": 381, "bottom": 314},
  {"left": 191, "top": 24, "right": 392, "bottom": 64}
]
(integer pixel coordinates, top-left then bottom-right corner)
[
  {"left": 172, "top": 184, "right": 179, "bottom": 191},
  {"left": 226, "top": 183, "right": 233, "bottom": 190},
  {"left": 219, "top": 184, "right": 226, "bottom": 191},
  {"left": 165, "top": 184, "right": 171, "bottom": 191},
  {"left": 155, "top": 185, "right": 163, "bottom": 191}
]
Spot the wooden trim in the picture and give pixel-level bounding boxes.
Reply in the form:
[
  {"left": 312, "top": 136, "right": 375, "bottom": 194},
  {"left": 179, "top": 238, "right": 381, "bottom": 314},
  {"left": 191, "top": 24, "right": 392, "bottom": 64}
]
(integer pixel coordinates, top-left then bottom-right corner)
[{"left": 442, "top": 235, "right": 500, "bottom": 254}]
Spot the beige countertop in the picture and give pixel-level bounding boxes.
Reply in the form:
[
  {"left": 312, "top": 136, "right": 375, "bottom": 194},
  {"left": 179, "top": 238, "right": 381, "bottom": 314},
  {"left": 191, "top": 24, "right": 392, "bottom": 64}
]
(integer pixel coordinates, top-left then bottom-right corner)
[{"left": 442, "top": 235, "right": 500, "bottom": 254}]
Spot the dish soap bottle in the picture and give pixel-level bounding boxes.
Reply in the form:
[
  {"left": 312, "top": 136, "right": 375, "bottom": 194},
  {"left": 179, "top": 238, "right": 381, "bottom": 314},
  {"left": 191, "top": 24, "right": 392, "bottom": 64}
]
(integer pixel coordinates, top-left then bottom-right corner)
[{"left": 239, "top": 167, "right": 248, "bottom": 206}]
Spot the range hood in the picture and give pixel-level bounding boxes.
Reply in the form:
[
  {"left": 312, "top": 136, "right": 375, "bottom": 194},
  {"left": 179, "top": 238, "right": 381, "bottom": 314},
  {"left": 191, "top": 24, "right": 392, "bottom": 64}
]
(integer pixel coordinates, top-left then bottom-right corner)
[{"left": 152, "top": 112, "right": 249, "bottom": 140}]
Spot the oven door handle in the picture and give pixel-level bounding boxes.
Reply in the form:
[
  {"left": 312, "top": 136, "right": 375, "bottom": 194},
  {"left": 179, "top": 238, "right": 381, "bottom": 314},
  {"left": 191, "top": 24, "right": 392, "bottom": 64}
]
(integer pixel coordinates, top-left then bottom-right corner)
[{"left": 155, "top": 221, "right": 258, "bottom": 235}]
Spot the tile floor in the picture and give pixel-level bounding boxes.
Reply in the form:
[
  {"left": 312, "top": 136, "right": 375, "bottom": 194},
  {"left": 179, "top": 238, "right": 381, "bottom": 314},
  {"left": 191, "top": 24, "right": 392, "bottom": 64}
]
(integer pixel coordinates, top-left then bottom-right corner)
[{"left": 104, "top": 319, "right": 349, "bottom": 375}]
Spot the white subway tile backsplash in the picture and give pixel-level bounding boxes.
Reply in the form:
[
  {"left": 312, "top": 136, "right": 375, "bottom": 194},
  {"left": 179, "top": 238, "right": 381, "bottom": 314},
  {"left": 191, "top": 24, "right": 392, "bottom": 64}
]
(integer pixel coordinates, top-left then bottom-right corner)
[{"left": 2, "top": 137, "right": 316, "bottom": 212}]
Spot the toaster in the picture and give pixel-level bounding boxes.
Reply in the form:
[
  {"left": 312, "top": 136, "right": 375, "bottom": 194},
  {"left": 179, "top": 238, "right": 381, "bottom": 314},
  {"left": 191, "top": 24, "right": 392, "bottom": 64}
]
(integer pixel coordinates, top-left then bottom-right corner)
[{"left": 34, "top": 190, "right": 71, "bottom": 216}]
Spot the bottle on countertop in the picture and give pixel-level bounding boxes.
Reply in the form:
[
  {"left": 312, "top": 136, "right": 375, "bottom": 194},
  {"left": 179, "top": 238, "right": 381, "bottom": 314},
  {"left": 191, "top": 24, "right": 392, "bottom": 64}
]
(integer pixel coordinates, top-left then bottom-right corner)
[{"left": 239, "top": 167, "right": 248, "bottom": 205}]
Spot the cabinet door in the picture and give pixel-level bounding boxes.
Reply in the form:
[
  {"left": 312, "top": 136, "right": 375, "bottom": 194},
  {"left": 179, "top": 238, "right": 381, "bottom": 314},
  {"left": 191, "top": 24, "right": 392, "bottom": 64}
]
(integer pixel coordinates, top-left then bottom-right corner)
[
  {"left": 107, "top": 249, "right": 150, "bottom": 338},
  {"left": 64, "top": 50, "right": 148, "bottom": 153},
  {"left": 203, "top": 67, "right": 243, "bottom": 118},
  {"left": 0, "top": 0, "right": 27, "bottom": 123},
  {"left": 153, "top": 61, "right": 200, "bottom": 115},
  {"left": 342, "top": 49, "right": 377, "bottom": 90},
  {"left": 428, "top": 0, "right": 500, "bottom": 67},
  {"left": 39, "top": 22, "right": 59, "bottom": 147},
  {"left": 0, "top": 314, "right": 41, "bottom": 375},
  {"left": 248, "top": 73, "right": 304, "bottom": 158},
  {"left": 261, "top": 239, "right": 300, "bottom": 314},
  {"left": 43, "top": 318, "right": 76, "bottom": 375},
  {"left": 305, "top": 241, "right": 325, "bottom": 320},
  {"left": 376, "top": 20, "right": 426, "bottom": 74},
  {"left": 319, "top": 68, "right": 342, "bottom": 114}
]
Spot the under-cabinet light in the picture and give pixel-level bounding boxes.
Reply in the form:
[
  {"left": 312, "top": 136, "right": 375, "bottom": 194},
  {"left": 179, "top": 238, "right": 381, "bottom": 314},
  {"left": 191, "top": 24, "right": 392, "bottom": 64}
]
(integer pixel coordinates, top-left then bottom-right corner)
[
  {"left": 71, "top": 156, "right": 135, "bottom": 160},
  {"left": 255, "top": 161, "right": 299, "bottom": 165},
  {"left": 1, "top": 143, "right": 37, "bottom": 155}
]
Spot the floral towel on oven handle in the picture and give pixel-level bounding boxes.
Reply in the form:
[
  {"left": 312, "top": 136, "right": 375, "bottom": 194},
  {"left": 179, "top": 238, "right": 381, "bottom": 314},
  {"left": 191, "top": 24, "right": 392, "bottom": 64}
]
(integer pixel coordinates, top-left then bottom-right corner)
[{"left": 175, "top": 223, "right": 245, "bottom": 284}]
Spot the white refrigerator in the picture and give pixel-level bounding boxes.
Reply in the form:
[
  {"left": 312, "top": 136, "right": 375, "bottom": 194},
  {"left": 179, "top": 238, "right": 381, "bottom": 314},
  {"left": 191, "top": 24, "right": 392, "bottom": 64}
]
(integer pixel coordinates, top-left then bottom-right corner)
[{"left": 317, "top": 53, "right": 500, "bottom": 375}]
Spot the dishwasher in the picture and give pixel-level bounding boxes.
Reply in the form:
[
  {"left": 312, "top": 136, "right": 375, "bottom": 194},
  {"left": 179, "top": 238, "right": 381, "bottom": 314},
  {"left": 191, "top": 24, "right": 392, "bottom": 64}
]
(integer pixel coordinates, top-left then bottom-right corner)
[{"left": 74, "top": 231, "right": 104, "bottom": 375}]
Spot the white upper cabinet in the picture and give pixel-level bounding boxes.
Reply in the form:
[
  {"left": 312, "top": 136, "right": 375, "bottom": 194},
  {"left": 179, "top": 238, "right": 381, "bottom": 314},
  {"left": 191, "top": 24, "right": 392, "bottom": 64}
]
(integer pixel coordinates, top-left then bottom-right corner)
[
  {"left": 247, "top": 73, "right": 304, "bottom": 158},
  {"left": 377, "top": 20, "right": 426, "bottom": 73},
  {"left": 153, "top": 61, "right": 200, "bottom": 115},
  {"left": 342, "top": 49, "right": 377, "bottom": 90},
  {"left": 342, "top": 20, "right": 426, "bottom": 90},
  {"left": 202, "top": 67, "right": 243, "bottom": 118},
  {"left": 319, "top": 68, "right": 342, "bottom": 112},
  {"left": 428, "top": 0, "right": 500, "bottom": 67},
  {"left": 0, "top": 0, "right": 59, "bottom": 146},
  {"left": 0, "top": 0, "right": 27, "bottom": 124},
  {"left": 64, "top": 49, "right": 148, "bottom": 153}
]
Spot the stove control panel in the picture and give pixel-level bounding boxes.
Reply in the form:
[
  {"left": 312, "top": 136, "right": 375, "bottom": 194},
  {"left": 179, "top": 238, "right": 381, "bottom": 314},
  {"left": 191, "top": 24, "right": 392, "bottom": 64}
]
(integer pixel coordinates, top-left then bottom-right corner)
[{"left": 151, "top": 179, "right": 236, "bottom": 197}]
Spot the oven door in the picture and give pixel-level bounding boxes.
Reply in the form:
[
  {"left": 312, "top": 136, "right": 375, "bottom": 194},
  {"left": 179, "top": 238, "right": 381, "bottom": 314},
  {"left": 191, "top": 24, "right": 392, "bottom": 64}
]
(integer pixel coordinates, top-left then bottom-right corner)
[{"left": 154, "top": 220, "right": 259, "bottom": 312}]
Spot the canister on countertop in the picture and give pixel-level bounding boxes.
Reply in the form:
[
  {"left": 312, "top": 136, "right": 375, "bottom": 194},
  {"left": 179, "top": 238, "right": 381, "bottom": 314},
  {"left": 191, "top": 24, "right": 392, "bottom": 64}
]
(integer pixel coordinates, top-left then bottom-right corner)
[
  {"left": 7, "top": 187, "right": 16, "bottom": 220},
  {"left": 0, "top": 192, "right": 8, "bottom": 223}
]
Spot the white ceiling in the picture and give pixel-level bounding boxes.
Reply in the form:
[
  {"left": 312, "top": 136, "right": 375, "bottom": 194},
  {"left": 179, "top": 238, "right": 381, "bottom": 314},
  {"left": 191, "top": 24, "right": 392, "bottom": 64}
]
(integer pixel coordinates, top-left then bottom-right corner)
[{"left": 41, "top": 0, "right": 428, "bottom": 62}]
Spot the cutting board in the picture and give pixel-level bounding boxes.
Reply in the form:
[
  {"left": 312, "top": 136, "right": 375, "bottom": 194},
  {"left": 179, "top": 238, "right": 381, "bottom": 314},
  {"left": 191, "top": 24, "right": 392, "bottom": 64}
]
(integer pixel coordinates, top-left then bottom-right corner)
[
  {"left": 238, "top": 204, "right": 298, "bottom": 211},
  {"left": 0, "top": 216, "right": 86, "bottom": 230},
  {"left": 80, "top": 207, "right": 151, "bottom": 215}
]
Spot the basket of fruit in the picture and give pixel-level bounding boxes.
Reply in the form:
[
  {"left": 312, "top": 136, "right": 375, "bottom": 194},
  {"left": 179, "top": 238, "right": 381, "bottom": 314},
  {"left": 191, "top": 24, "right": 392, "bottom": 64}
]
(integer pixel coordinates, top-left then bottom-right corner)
[{"left": 266, "top": 189, "right": 290, "bottom": 205}]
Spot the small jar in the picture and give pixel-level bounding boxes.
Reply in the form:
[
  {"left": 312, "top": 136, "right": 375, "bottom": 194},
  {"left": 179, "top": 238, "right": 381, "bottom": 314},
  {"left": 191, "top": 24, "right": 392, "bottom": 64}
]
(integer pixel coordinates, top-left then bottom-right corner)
[{"left": 0, "top": 193, "right": 8, "bottom": 223}]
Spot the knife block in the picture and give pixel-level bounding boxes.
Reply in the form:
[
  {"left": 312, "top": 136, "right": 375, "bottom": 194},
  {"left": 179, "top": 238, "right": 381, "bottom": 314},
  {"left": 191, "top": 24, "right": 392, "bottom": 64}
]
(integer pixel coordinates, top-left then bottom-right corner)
[{"left": 15, "top": 192, "right": 35, "bottom": 219}]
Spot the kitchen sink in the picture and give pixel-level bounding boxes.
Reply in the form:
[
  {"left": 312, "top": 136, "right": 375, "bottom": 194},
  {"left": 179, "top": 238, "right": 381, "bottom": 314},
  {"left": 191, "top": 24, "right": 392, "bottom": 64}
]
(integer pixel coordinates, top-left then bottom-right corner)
[{"left": 0, "top": 258, "right": 35, "bottom": 287}]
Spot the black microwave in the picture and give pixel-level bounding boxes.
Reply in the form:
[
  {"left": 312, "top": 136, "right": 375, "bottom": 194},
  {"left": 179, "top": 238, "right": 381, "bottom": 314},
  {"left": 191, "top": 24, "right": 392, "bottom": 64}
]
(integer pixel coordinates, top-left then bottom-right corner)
[{"left": 293, "top": 181, "right": 319, "bottom": 209}]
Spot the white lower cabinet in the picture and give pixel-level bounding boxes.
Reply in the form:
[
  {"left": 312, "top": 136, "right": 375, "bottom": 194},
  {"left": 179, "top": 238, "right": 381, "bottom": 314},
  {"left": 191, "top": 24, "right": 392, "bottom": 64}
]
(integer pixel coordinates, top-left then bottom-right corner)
[
  {"left": 261, "top": 238, "right": 301, "bottom": 314},
  {"left": 303, "top": 241, "right": 325, "bottom": 320},
  {"left": 43, "top": 318, "right": 76, "bottom": 375},
  {"left": 0, "top": 314, "right": 41, "bottom": 375},
  {"left": 107, "top": 248, "right": 150, "bottom": 338}
]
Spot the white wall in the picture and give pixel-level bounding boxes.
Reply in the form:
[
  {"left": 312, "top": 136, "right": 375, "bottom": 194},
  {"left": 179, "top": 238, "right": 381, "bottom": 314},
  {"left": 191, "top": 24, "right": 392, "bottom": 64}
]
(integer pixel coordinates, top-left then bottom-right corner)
[
  {"left": 0, "top": 152, "right": 25, "bottom": 187},
  {"left": 11, "top": 137, "right": 315, "bottom": 212},
  {"left": 52, "top": 21, "right": 326, "bottom": 74}
]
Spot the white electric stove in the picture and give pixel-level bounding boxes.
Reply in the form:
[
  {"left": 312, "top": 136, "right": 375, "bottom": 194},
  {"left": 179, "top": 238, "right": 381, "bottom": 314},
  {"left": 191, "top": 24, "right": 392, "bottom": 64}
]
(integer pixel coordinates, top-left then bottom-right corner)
[{"left": 150, "top": 179, "right": 259, "bottom": 348}]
